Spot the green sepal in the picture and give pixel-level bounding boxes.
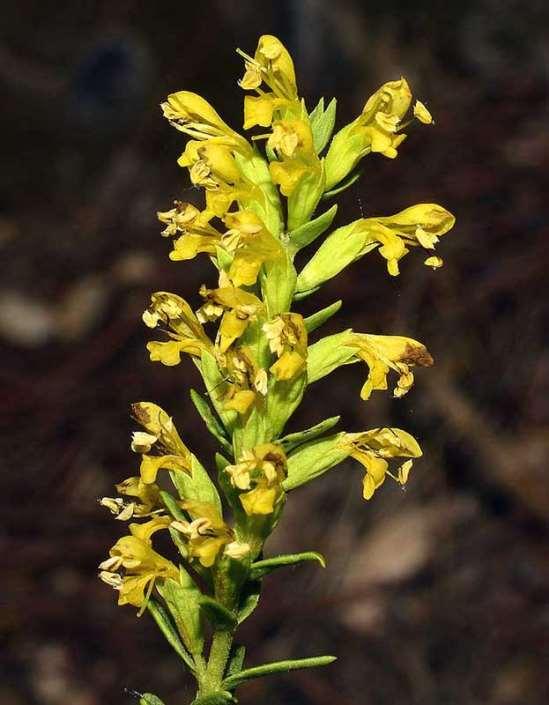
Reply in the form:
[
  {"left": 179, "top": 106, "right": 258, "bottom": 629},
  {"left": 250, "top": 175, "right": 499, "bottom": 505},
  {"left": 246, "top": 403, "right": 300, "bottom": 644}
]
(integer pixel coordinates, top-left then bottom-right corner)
[
  {"left": 234, "top": 149, "right": 282, "bottom": 238},
  {"left": 147, "top": 599, "right": 195, "bottom": 672},
  {"left": 170, "top": 454, "right": 222, "bottom": 516},
  {"left": 266, "top": 373, "right": 307, "bottom": 440},
  {"left": 139, "top": 694, "right": 166, "bottom": 705},
  {"left": 191, "top": 693, "right": 235, "bottom": 705},
  {"left": 288, "top": 204, "right": 338, "bottom": 253},
  {"left": 199, "top": 351, "right": 237, "bottom": 433},
  {"left": 304, "top": 300, "right": 342, "bottom": 333},
  {"left": 261, "top": 248, "right": 297, "bottom": 318},
  {"left": 223, "top": 655, "right": 336, "bottom": 690},
  {"left": 322, "top": 167, "right": 363, "bottom": 199},
  {"left": 284, "top": 433, "right": 350, "bottom": 490},
  {"left": 215, "top": 246, "right": 233, "bottom": 272},
  {"left": 293, "top": 285, "right": 320, "bottom": 301},
  {"left": 159, "top": 571, "right": 204, "bottom": 657},
  {"left": 250, "top": 551, "right": 326, "bottom": 580},
  {"left": 279, "top": 416, "right": 341, "bottom": 453},
  {"left": 309, "top": 97, "right": 337, "bottom": 154},
  {"left": 199, "top": 596, "right": 238, "bottom": 630},
  {"left": 168, "top": 525, "right": 189, "bottom": 560},
  {"left": 160, "top": 490, "right": 187, "bottom": 521},
  {"left": 227, "top": 644, "right": 246, "bottom": 676},
  {"left": 287, "top": 162, "right": 326, "bottom": 232},
  {"left": 190, "top": 389, "right": 233, "bottom": 457},
  {"left": 324, "top": 122, "right": 368, "bottom": 190},
  {"left": 307, "top": 331, "right": 357, "bottom": 383},
  {"left": 237, "top": 580, "right": 261, "bottom": 624},
  {"left": 296, "top": 220, "right": 377, "bottom": 293}
]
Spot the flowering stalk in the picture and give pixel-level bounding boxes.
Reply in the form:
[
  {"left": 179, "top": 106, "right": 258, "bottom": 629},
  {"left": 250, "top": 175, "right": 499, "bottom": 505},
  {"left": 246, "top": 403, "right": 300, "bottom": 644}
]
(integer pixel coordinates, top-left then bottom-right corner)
[{"left": 99, "top": 34, "right": 455, "bottom": 705}]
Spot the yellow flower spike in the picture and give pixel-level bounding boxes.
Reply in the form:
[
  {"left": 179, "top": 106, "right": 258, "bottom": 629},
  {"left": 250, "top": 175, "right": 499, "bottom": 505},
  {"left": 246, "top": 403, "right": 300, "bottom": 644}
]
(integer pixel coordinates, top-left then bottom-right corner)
[
  {"left": 345, "top": 333, "right": 434, "bottom": 399},
  {"left": 172, "top": 501, "right": 233, "bottom": 568},
  {"left": 263, "top": 313, "right": 308, "bottom": 381},
  {"left": 342, "top": 427, "right": 422, "bottom": 500},
  {"left": 197, "top": 285, "right": 263, "bottom": 353},
  {"left": 161, "top": 90, "right": 250, "bottom": 153},
  {"left": 143, "top": 292, "right": 213, "bottom": 366},
  {"left": 226, "top": 444, "right": 287, "bottom": 516}
]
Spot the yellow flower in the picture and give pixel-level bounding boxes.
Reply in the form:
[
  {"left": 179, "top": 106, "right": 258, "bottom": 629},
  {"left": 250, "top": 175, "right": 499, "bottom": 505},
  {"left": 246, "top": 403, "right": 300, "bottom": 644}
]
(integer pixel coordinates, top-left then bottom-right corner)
[
  {"left": 157, "top": 201, "right": 222, "bottom": 261},
  {"left": 217, "top": 346, "right": 267, "bottom": 415},
  {"left": 263, "top": 313, "right": 308, "bottom": 380},
  {"left": 143, "top": 292, "right": 212, "bottom": 366},
  {"left": 345, "top": 333, "right": 434, "bottom": 399},
  {"left": 197, "top": 285, "right": 263, "bottom": 353},
  {"left": 222, "top": 210, "right": 282, "bottom": 287},
  {"left": 161, "top": 90, "right": 249, "bottom": 153},
  {"left": 172, "top": 501, "right": 233, "bottom": 568},
  {"left": 267, "top": 119, "right": 314, "bottom": 158},
  {"left": 128, "top": 401, "right": 193, "bottom": 484},
  {"left": 325, "top": 78, "right": 417, "bottom": 189},
  {"left": 225, "top": 444, "right": 287, "bottom": 516},
  {"left": 100, "top": 476, "right": 161, "bottom": 520},
  {"left": 178, "top": 140, "right": 243, "bottom": 188},
  {"left": 355, "top": 203, "right": 455, "bottom": 275},
  {"left": 342, "top": 428, "right": 422, "bottom": 499},
  {"left": 99, "top": 517, "right": 177, "bottom": 611},
  {"left": 238, "top": 35, "right": 298, "bottom": 129}
]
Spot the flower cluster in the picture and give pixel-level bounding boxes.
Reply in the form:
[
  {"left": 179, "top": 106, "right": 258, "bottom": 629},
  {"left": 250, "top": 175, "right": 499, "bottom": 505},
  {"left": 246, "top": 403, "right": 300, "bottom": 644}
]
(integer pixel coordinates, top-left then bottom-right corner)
[{"left": 98, "top": 34, "right": 455, "bottom": 705}]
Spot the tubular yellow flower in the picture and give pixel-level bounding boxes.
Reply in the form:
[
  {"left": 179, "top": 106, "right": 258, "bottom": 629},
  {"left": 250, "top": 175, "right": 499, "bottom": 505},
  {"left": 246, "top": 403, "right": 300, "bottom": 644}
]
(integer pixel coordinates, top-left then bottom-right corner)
[
  {"left": 226, "top": 443, "right": 287, "bottom": 516},
  {"left": 341, "top": 428, "right": 422, "bottom": 499},
  {"left": 160, "top": 202, "right": 222, "bottom": 261},
  {"left": 263, "top": 313, "right": 308, "bottom": 380},
  {"left": 99, "top": 517, "right": 177, "bottom": 610},
  {"left": 161, "top": 90, "right": 250, "bottom": 153},
  {"left": 218, "top": 346, "right": 267, "bottom": 415},
  {"left": 143, "top": 292, "right": 213, "bottom": 366},
  {"left": 172, "top": 501, "right": 233, "bottom": 568},
  {"left": 345, "top": 333, "right": 434, "bottom": 399},
  {"left": 100, "top": 476, "right": 161, "bottom": 520},
  {"left": 197, "top": 285, "right": 263, "bottom": 353}
]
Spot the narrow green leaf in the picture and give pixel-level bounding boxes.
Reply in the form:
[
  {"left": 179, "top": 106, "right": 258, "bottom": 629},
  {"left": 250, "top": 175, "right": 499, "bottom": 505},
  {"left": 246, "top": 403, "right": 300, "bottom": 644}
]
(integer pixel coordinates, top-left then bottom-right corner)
[
  {"left": 307, "top": 331, "right": 358, "bottom": 383},
  {"left": 288, "top": 204, "right": 338, "bottom": 253},
  {"left": 308, "top": 96, "right": 325, "bottom": 124},
  {"left": 160, "top": 490, "right": 187, "bottom": 521},
  {"left": 147, "top": 600, "right": 195, "bottom": 672},
  {"left": 191, "top": 693, "right": 234, "bottom": 705},
  {"left": 261, "top": 248, "right": 297, "bottom": 318},
  {"left": 323, "top": 167, "right": 363, "bottom": 199},
  {"left": 251, "top": 551, "right": 326, "bottom": 579},
  {"left": 304, "top": 300, "right": 342, "bottom": 334},
  {"left": 310, "top": 97, "right": 337, "bottom": 154},
  {"left": 223, "top": 655, "right": 336, "bottom": 690},
  {"left": 266, "top": 373, "right": 307, "bottom": 440},
  {"left": 293, "top": 285, "right": 320, "bottom": 301},
  {"left": 215, "top": 452, "right": 231, "bottom": 473},
  {"left": 170, "top": 454, "right": 222, "bottom": 515},
  {"left": 227, "top": 644, "right": 246, "bottom": 677},
  {"left": 139, "top": 694, "right": 166, "bottom": 705},
  {"left": 287, "top": 164, "right": 326, "bottom": 231},
  {"left": 279, "top": 416, "right": 340, "bottom": 453},
  {"left": 237, "top": 580, "right": 261, "bottom": 624},
  {"left": 284, "top": 433, "right": 350, "bottom": 491},
  {"left": 168, "top": 525, "right": 188, "bottom": 559},
  {"left": 199, "top": 596, "right": 238, "bottom": 630},
  {"left": 190, "top": 389, "right": 233, "bottom": 456},
  {"left": 159, "top": 574, "right": 204, "bottom": 657}
]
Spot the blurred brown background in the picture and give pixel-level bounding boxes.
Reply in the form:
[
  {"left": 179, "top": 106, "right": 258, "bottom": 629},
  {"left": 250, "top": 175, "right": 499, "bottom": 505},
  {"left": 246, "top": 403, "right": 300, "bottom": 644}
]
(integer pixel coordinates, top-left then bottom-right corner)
[{"left": 2, "top": 1, "right": 549, "bottom": 704}]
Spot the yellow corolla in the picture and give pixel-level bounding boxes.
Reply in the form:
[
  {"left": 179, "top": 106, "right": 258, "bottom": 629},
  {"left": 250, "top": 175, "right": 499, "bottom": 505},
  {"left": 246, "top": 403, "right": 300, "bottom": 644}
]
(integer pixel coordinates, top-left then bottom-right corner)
[
  {"left": 342, "top": 428, "right": 422, "bottom": 499},
  {"left": 172, "top": 501, "right": 233, "bottom": 568},
  {"left": 263, "top": 313, "right": 308, "bottom": 381},
  {"left": 143, "top": 292, "right": 213, "bottom": 366},
  {"left": 161, "top": 90, "right": 250, "bottom": 153},
  {"left": 160, "top": 202, "right": 221, "bottom": 261},
  {"left": 197, "top": 285, "right": 263, "bottom": 353},
  {"left": 218, "top": 346, "right": 267, "bottom": 415},
  {"left": 222, "top": 210, "right": 282, "bottom": 287},
  {"left": 100, "top": 475, "right": 161, "bottom": 521},
  {"left": 238, "top": 35, "right": 299, "bottom": 129},
  {"left": 226, "top": 444, "right": 287, "bottom": 516},
  {"left": 99, "top": 517, "right": 177, "bottom": 611},
  {"left": 345, "top": 333, "right": 433, "bottom": 399}
]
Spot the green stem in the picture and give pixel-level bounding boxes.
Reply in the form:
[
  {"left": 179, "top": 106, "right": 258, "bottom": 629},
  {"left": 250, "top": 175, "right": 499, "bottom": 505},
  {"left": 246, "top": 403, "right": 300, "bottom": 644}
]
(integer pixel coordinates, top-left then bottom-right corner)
[{"left": 201, "top": 629, "right": 234, "bottom": 694}]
